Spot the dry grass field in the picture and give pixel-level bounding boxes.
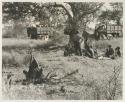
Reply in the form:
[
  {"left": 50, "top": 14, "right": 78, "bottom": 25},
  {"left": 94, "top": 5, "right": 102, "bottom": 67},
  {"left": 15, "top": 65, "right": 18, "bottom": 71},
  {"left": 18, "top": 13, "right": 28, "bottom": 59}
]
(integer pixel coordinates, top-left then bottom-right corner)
[{"left": 2, "top": 38, "right": 123, "bottom": 100}]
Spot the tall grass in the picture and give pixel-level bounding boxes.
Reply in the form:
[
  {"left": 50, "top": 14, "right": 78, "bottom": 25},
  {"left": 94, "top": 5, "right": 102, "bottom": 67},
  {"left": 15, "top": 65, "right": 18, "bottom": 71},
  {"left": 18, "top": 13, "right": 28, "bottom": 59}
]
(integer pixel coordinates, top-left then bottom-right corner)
[
  {"left": 2, "top": 65, "right": 122, "bottom": 100},
  {"left": 2, "top": 38, "right": 122, "bottom": 100},
  {"left": 2, "top": 51, "right": 30, "bottom": 67},
  {"left": 94, "top": 38, "right": 123, "bottom": 50},
  {"left": 2, "top": 39, "right": 50, "bottom": 48}
]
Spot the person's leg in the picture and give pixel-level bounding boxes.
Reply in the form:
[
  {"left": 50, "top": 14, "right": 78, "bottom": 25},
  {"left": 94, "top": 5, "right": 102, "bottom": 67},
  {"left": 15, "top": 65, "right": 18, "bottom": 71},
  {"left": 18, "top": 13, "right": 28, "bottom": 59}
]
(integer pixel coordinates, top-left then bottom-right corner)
[
  {"left": 86, "top": 51, "right": 92, "bottom": 58},
  {"left": 88, "top": 48, "right": 94, "bottom": 58},
  {"left": 23, "top": 70, "right": 28, "bottom": 80},
  {"left": 74, "top": 41, "right": 78, "bottom": 55},
  {"left": 77, "top": 43, "right": 82, "bottom": 56},
  {"left": 78, "top": 42, "right": 82, "bottom": 56},
  {"left": 81, "top": 49, "right": 86, "bottom": 56}
]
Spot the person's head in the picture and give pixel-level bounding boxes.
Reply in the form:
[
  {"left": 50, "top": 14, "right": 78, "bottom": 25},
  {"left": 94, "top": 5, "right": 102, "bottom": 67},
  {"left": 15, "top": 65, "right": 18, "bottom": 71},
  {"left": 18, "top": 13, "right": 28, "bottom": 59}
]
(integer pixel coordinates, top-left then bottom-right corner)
[
  {"left": 115, "top": 46, "right": 120, "bottom": 50},
  {"left": 117, "top": 46, "right": 120, "bottom": 50},
  {"left": 108, "top": 45, "right": 112, "bottom": 48}
]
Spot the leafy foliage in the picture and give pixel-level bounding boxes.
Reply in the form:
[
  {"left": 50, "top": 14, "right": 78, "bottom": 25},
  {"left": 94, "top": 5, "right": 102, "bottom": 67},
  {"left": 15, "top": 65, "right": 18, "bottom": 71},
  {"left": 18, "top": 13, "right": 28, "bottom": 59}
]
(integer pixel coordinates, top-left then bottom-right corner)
[
  {"left": 3, "top": 2, "right": 103, "bottom": 27},
  {"left": 98, "top": 2, "right": 123, "bottom": 25}
]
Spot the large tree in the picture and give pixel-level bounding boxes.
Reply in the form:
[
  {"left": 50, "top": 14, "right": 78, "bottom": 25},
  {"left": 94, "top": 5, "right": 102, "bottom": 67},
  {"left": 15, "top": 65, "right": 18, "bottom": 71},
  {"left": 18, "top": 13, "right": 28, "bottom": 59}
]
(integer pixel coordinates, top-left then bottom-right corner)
[
  {"left": 3, "top": 2, "right": 103, "bottom": 55},
  {"left": 50, "top": 2, "right": 103, "bottom": 55}
]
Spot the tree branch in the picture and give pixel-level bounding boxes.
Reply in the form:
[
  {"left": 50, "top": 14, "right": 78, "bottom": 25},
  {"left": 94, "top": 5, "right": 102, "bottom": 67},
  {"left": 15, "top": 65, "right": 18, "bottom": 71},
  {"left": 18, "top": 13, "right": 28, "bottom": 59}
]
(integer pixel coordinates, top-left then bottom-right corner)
[
  {"left": 78, "top": 3, "right": 103, "bottom": 20},
  {"left": 50, "top": 3, "right": 73, "bottom": 21}
]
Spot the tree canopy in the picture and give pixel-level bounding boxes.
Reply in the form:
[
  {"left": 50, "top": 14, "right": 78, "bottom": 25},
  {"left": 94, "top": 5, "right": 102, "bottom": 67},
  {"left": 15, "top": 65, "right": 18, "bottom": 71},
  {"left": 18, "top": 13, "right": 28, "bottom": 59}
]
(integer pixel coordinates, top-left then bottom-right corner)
[
  {"left": 3, "top": 2, "right": 103, "bottom": 26},
  {"left": 98, "top": 2, "right": 123, "bottom": 25}
]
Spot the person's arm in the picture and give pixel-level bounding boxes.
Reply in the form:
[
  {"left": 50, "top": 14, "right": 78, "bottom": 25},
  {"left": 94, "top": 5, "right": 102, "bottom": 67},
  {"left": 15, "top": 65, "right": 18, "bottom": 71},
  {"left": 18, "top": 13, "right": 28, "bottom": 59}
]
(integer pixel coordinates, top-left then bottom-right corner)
[{"left": 112, "top": 48, "right": 114, "bottom": 54}]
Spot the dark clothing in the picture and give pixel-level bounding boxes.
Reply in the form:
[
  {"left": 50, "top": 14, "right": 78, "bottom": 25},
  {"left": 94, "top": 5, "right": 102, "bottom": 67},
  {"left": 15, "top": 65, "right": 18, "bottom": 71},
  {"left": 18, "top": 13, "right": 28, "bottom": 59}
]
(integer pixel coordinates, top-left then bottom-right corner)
[
  {"left": 64, "top": 46, "right": 70, "bottom": 56},
  {"left": 115, "top": 47, "right": 121, "bottom": 57},
  {"left": 116, "top": 50, "right": 121, "bottom": 57},
  {"left": 84, "top": 47, "right": 95, "bottom": 58},
  {"left": 30, "top": 27, "right": 37, "bottom": 39},
  {"left": 27, "top": 27, "right": 32, "bottom": 37},
  {"left": 84, "top": 40, "right": 95, "bottom": 58},
  {"left": 23, "top": 56, "right": 44, "bottom": 84},
  {"left": 27, "top": 27, "right": 37, "bottom": 39},
  {"left": 74, "top": 41, "right": 82, "bottom": 56},
  {"left": 105, "top": 47, "right": 114, "bottom": 57},
  {"left": 28, "top": 57, "right": 43, "bottom": 80},
  {"left": 73, "top": 34, "right": 81, "bottom": 42},
  {"left": 82, "top": 31, "right": 88, "bottom": 41},
  {"left": 72, "top": 33, "right": 82, "bottom": 56},
  {"left": 64, "top": 44, "right": 74, "bottom": 56}
]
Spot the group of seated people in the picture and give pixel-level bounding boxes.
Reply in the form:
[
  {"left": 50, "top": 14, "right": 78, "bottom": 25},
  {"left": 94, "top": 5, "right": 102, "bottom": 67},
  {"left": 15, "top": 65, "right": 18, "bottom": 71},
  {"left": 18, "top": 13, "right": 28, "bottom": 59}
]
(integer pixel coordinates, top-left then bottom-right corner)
[
  {"left": 86, "top": 44, "right": 121, "bottom": 59},
  {"left": 64, "top": 42, "right": 121, "bottom": 59},
  {"left": 105, "top": 45, "right": 121, "bottom": 59}
]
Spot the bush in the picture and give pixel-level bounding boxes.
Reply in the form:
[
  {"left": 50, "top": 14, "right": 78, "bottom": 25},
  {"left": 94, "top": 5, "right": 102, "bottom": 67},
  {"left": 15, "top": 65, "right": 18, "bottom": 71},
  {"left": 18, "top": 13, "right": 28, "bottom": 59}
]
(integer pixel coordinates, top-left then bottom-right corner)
[
  {"left": 2, "top": 50, "right": 30, "bottom": 67},
  {"left": 3, "top": 22, "right": 27, "bottom": 38}
]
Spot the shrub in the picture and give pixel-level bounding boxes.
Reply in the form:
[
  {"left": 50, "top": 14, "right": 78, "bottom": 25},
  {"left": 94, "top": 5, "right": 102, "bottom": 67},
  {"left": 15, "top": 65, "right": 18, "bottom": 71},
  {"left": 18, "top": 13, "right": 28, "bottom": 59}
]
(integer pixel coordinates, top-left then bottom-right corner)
[
  {"left": 3, "top": 22, "right": 27, "bottom": 38},
  {"left": 2, "top": 50, "right": 30, "bottom": 67}
]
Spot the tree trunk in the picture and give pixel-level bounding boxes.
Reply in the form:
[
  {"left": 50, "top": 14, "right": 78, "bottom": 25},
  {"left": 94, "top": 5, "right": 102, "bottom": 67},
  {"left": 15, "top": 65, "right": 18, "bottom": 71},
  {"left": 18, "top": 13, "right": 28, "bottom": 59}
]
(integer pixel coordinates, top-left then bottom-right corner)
[
  {"left": 68, "top": 34, "right": 75, "bottom": 53},
  {"left": 64, "top": 21, "right": 82, "bottom": 56}
]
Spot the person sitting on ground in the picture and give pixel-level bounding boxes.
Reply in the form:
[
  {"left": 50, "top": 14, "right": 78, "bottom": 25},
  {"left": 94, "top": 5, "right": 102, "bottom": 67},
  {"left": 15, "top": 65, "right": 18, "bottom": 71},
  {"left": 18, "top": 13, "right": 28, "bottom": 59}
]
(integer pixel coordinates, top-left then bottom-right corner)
[
  {"left": 23, "top": 57, "right": 43, "bottom": 84},
  {"left": 84, "top": 39, "right": 96, "bottom": 58},
  {"left": 115, "top": 46, "right": 121, "bottom": 57},
  {"left": 84, "top": 45, "right": 96, "bottom": 58},
  {"left": 105, "top": 45, "right": 114, "bottom": 59}
]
